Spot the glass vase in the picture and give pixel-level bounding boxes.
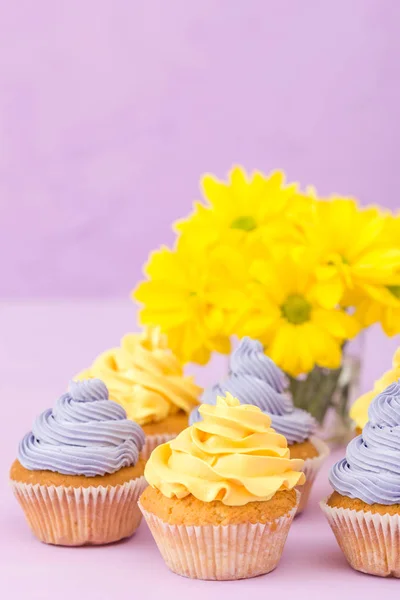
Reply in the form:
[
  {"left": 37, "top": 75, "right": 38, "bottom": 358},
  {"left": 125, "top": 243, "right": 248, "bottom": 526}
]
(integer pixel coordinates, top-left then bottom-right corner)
[{"left": 289, "top": 353, "right": 361, "bottom": 446}]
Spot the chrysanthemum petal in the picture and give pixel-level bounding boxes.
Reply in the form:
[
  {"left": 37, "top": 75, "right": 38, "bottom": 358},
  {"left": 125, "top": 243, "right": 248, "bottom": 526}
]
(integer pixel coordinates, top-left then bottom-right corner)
[
  {"left": 201, "top": 174, "right": 231, "bottom": 210},
  {"left": 268, "top": 324, "right": 300, "bottom": 376},
  {"left": 359, "top": 283, "right": 400, "bottom": 307},
  {"left": 139, "top": 306, "right": 190, "bottom": 329},
  {"left": 312, "top": 309, "right": 360, "bottom": 340},
  {"left": 305, "top": 323, "right": 342, "bottom": 370},
  {"left": 290, "top": 326, "right": 316, "bottom": 375},
  {"left": 352, "top": 249, "right": 400, "bottom": 284},
  {"left": 134, "top": 281, "right": 187, "bottom": 307},
  {"left": 382, "top": 307, "right": 400, "bottom": 337},
  {"left": 143, "top": 248, "right": 188, "bottom": 287},
  {"left": 229, "top": 165, "right": 248, "bottom": 191},
  {"left": 310, "top": 278, "right": 343, "bottom": 308},
  {"left": 346, "top": 212, "right": 384, "bottom": 259}
]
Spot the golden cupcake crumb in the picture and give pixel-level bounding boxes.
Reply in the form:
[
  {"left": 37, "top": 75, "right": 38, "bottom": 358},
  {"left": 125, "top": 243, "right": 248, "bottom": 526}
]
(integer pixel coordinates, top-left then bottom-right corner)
[
  {"left": 289, "top": 438, "right": 319, "bottom": 460},
  {"left": 142, "top": 411, "right": 188, "bottom": 436},
  {"left": 10, "top": 458, "right": 145, "bottom": 488},
  {"left": 327, "top": 491, "right": 400, "bottom": 516},
  {"left": 140, "top": 486, "right": 297, "bottom": 526}
]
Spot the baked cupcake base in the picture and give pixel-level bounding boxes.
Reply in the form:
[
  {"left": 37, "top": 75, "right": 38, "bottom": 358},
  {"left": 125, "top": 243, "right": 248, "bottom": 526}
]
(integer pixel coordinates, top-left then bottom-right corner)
[
  {"left": 321, "top": 492, "right": 400, "bottom": 577},
  {"left": 10, "top": 459, "right": 147, "bottom": 546},
  {"left": 290, "top": 436, "right": 330, "bottom": 515},
  {"left": 139, "top": 487, "right": 299, "bottom": 580},
  {"left": 141, "top": 412, "right": 189, "bottom": 460}
]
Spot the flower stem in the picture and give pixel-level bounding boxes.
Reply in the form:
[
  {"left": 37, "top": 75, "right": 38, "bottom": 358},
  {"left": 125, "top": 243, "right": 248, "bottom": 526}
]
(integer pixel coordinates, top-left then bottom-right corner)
[{"left": 288, "top": 365, "right": 344, "bottom": 424}]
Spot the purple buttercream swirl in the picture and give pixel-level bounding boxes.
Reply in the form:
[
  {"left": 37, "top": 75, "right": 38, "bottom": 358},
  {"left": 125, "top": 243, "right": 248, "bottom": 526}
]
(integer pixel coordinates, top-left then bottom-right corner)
[
  {"left": 18, "top": 379, "right": 145, "bottom": 477},
  {"left": 330, "top": 381, "right": 400, "bottom": 504},
  {"left": 189, "top": 337, "right": 316, "bottom": 443}
]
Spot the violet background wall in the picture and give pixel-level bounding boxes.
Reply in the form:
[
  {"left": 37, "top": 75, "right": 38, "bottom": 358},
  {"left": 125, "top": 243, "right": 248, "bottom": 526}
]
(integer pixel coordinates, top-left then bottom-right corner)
[{"left": 0, "top": 0, "right": 399, "bottom": 299}]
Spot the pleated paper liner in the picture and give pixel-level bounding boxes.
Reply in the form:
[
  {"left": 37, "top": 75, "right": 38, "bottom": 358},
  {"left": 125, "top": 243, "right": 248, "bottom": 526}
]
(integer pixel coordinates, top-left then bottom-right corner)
[
  {"left": 11, "top": 475, "right": 147, "bottom": 546},
  {"left": 139, "top": 490, "right": 299, "bottom": 580},
  {"left": 141, "top": 433, "right": 177, "bottom": 461},
  {"left": 321, "top": 499, "right": 400, "bottom": 577},
  {"left": 296, "top": 435, "right": 330, "bottom": 515}
]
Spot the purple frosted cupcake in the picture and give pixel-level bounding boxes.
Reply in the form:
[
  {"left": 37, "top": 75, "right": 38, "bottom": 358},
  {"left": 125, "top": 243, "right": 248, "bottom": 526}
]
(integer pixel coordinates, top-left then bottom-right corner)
[
  {"left": 321, "top": 381, "right": 400, "bottom": 577},
  {"left": 10, "top": 379, "right": 147, "bottom": 546},
  {"left": 190, "top": 337, "right": 329, "bottom": 513}
]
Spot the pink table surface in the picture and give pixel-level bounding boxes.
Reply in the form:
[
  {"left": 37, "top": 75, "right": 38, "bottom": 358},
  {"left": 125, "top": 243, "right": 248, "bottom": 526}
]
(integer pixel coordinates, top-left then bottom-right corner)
[{"left": 1, "top": 301, "right": 399, "bottom": 598}]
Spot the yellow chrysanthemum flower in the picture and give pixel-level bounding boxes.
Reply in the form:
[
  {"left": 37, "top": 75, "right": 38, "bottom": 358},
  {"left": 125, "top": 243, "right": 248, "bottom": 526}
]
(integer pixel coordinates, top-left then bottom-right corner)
[
  {"left": 301, "top": 197, "right": 400, "bottom": 309},
  {"left": 355, "top": 283, "right": 400, "bottom": 336},
  {"left": 350, "top": 347, "right": 400, "bottom": 429},
  {"left": 133, "top": 239, "right": 249, "bottom": 365},
  {"left": 238, "top": 256, "right": 360, "bottom": 377},
  {"left": 355, "top": 210, "right": 400, "bottom": 335},
  {"left": 382, "top": 212, "right": 400, "bottom": 246},
  {"left": 133, "top": 166, "right": 399, "bottom": 375},
  {"left": 175, "top": 166, "right": 314, "bottom": 252}
]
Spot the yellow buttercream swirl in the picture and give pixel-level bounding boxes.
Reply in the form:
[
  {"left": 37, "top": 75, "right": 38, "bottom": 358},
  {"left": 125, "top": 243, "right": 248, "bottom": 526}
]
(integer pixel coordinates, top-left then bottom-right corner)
[
  {"left": 350, "top": 347, "right": 400, "bottom": 429},
  {"left": 145, "top": 393, "right": 305, "bottom": 506},
  {"left": 76, "top": 328, "right": 202, "bottom": 425}
]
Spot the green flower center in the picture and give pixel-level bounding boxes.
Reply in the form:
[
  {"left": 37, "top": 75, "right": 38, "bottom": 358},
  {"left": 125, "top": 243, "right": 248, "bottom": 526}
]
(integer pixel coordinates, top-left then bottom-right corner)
[
  {"left": 327, "top": 254, "right": 349, "bottom": 267},
  {"left": 388, "top": 285, "right": 400, "bottom": 299},
  {"left": 231, "top": 215, "right": 257, "bottom": 231},
  {"left": 281, "top": 295, "right": 312, "bottom": 325}
]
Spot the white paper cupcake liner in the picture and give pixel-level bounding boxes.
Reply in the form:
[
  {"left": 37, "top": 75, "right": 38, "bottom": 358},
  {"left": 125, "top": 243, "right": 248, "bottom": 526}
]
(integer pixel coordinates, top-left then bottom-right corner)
[
  {"left": 11, "top": 475, "right": 147, "bottom": 546},
  {"left": 139, "top": 491, "right": 299, "bottom": 580},
  {"left": 321, "top": 499, "right": 400, "bottom": 577},
  {"left": 296, "top": 435, "right": 330, "bottom": 515},
  {"left": 141, "top": 433, "right": 177, "bottom": 461}
]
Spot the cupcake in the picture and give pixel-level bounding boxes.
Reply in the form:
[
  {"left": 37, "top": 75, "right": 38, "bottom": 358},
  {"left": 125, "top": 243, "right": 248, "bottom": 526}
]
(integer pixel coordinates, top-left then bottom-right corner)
[
  {"left": 139, "top": 392, "right": 305, "bottom": 580},
  {"left": 10, "top": 379, "right": 147, "bottom": 546},
  {"left": 190, "top": 337, "right": 329, "bottom": 513},
  {"left": 350, "top": 346, "right": 400, "bottom": 434},
  {"left": 77, "top": 327, "right": 202, "bottom": 459},
  {"left": 321, "top": 381, "right": 400, "bottom": 577}
]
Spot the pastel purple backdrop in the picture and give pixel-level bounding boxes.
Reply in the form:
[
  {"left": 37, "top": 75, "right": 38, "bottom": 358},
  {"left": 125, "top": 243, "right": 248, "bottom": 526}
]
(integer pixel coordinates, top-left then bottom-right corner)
[
  {"left": 0, "top": 0, "right": 399, "bottom": 390},
  {"left": 1, "top": 6, "right": 400, "bottom": 592},
  {"left": 1, "top": 0, "right": 399, "bottom": 299}
]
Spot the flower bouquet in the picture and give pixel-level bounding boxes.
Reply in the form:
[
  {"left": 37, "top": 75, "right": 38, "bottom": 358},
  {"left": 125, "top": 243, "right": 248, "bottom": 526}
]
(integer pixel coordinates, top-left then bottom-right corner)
[{"left": 133, "top": 167, "right": 400, "bottom": 439}]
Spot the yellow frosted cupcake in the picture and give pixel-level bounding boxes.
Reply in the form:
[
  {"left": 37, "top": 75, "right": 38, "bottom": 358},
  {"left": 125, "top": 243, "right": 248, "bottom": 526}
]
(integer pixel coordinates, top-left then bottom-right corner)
[
  {"left": 139, "top": 393, "right": 305, "bottom": 580},
  {"left": 350, "top": 346, "right": 400, "bottom": 432},
  {"left": 190, "top": 337, "right": 329, "bottom": 514},
  {"left": 77, "top": 327, "right": 202, "bottom": 458}
]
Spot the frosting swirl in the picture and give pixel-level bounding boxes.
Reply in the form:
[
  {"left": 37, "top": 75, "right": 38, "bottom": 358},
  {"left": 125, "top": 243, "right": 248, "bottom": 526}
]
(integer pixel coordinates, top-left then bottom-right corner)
[
  {"left": 330, "top": 381, "right": 400, "bottom": 504},
  {"left": 145, "top": 393, "right": 305, "bottom": 506},
  {"left": 190, "top": 337, "right": 316, "bottom": 443},
  {"left": 77, "top": 328, "right": 201, "bottom": 425},
  {"left": 18, "top": 379, "right": 145, "bottom": 476},
  {"left": 350, "top": 346, "right": 400, "bottom": 429}
]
